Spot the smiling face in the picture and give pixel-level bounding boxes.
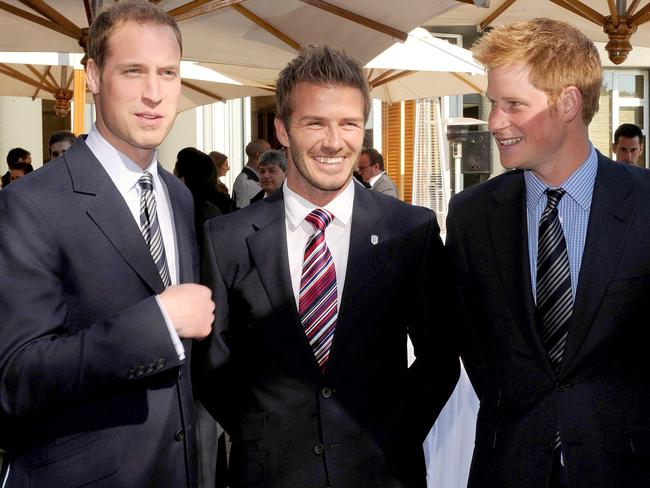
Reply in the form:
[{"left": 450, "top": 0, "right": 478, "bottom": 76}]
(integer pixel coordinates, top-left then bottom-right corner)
[
  {"left": 487, "top": 64, "right": 579, "bottom": 184},
  {"left": 86, "top": 21, "right": 181, "bottom": 168},
  {"left": 274, "top": 82, "right": 365, "bottom": 206}
]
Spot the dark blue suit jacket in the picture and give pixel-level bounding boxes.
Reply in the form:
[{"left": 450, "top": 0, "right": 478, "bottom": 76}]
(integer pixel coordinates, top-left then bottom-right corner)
[
  {"left": 196, "top": 186, "right": 459, "bottom": 488},
  {"left": 0, "top": 139, "right": 199, "bottom": 488},
  {"left": 447, "top": 153, "right": 650, "bottom": 488}
]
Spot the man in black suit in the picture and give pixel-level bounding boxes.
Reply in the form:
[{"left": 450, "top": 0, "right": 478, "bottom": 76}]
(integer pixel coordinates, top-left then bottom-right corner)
[
  {"left": 447, "top": 18, "right": 650, "bottom": 488},
  {"left": 196, "top": 45, "right": 459, "bottom": 487},
  {"left": 0, "top": 3, "right": 214, "bottom": 487}
]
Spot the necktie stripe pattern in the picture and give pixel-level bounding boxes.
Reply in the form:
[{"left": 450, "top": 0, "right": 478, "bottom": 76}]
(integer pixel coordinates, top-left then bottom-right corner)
[
  {"left": 299, "top": 209, "right": 337, "bottom": 371},
  {"left": 536, "top": 188, "right": 573, "bottom": 451},
  {"left": 536, "top": 188, "right": 573, "bottom": 375},
  {"left": 139, "top": 171, "right": 171, "bottom": 287}
]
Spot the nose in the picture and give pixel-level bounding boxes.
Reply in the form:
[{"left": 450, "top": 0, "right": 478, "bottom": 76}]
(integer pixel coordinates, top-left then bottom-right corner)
[
  {"left": 142, "top": 73, "right": 162, "bottom": 106},
  {"left": 488, "top": 106, "right": 507, "bottom": 134},
  {"left": 322, "top": 124, "right": 343, "bottom": 152}
]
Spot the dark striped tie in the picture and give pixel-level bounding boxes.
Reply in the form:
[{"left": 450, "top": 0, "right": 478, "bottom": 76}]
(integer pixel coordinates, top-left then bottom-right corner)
[
  {"left": 536, "top": 188, "right": 572, "bottom": 450},
  {"left": 536, "top": 188, "right": 572, "bottom": 373},
  {"left": 299, "top": 209, "right": 337, "bottom": 371},
  {"left": 139, "top": 171, "right": 171, "bottom": 287}
]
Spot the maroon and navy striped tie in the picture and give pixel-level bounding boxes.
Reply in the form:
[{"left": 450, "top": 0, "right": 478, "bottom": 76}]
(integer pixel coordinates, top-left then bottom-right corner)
[{"left": 299, "top": 209, "right": 338, "bottom": 371}]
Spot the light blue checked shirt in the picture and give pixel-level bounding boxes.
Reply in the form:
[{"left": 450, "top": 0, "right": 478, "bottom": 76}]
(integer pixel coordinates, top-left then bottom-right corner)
[{"left": 526, "top": 146, "right": 598, "bottom": 302}]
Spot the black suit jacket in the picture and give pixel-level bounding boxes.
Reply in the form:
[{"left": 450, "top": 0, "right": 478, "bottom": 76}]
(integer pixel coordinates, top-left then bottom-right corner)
[
  {"left": 0, "top": 140, "right": 199, "bottom": 488},
  {"left": 196, "top": 186, "right": 459, "bottom": 488},
  {"left": 446, "top": 154, "right": 650, "bottom": 488}
]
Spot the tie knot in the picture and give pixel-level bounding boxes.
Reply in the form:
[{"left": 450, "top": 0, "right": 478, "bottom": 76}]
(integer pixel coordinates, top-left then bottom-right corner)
[
  {"left": 139, "top": 171, "right": 154, "bottom": 192},
  {"left": 305, "top": 208, "right": 333, "bottom": 232},
  {"left": 545, "top": 188, "right": 566, "bottom": 211}
]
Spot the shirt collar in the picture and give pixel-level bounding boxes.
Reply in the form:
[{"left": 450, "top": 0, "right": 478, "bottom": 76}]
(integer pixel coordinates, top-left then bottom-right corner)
[
  {"left": 369, "top": 171, "right": 385, "bottom": 187},
  {"left": 525, "top": 144, "right": 598, "bottom": 213},
  {"left": 284, "top": 178, "right": 355, "bottom": 230},
  {"left": 86, "top": 125, "right": 159, "bottom": 195}
]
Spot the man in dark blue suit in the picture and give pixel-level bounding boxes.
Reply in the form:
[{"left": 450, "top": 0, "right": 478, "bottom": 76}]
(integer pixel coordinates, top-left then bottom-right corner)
[
  {"left": 196, "top": 45, "right": 459, "bottom": 488},
  {"left": 0, "top": 3, "right": 214, "bottom": 487},
  {"left": 447, "top": 18, "right": 650, "bottom": 488}
]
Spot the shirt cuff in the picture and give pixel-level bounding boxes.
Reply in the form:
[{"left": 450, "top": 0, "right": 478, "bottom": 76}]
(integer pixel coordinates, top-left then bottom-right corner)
[{"left": 155, "top": 295, "right": 186, "bottom": 361}]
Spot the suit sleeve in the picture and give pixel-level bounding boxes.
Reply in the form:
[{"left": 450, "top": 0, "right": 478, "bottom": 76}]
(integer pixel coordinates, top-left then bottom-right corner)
[
  {"left": 0, "top": 188, "right": 182, "bottom": 417},
  {"left": 405, "top": 211, "right": 460, "bottom": 441},
  {"left": 446, "top": 197, "right": 488, "bottom": 398}
]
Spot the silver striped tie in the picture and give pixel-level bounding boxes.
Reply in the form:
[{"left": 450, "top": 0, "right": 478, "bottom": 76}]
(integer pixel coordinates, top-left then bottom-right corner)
[
  {"left": 537, "top": 188, "right": 572, "bottom": 450},
  {"left": 139, "top": 171, "right": 171, "bottom": 287}
]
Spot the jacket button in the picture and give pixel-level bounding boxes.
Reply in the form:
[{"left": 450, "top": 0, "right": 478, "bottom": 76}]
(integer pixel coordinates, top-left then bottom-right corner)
[
  {"left": 321, "top": 387, "right": 333, "bottom": 398},
  {"left": 174, "top": 430, "right": 185, "bottom": 441},
  {"left": 555, "top": 382, "right": 571, "bottom": 392},
  {"left": 312, "top": 442, "right": 325, "bottom": 455}
]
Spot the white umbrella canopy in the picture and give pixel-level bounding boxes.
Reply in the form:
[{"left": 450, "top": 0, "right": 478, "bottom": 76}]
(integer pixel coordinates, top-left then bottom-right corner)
[
  {"left": 0, "top": 0, "right": 461, "bottom": 67},
  {"left": 365, "top": 27, "right": 486, "bottom": 101},
  {"left": 198, "top": 28, "right": 487, "bottom": 102},
  {"left": 0, "top": 52, "right": 273, "bottom": 113},
  {"left": 426, "top": 0, "right": 650, "bottom": 64}
]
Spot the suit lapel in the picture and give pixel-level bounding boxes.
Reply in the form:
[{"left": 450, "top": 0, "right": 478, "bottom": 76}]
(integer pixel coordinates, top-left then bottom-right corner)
[
  {"left": 326, "top": 187, "right": 384, "bottom": 378},
  {"left": 561, "top": 156, "right": 637, "bottom": 375},
  {"left": 245, "top": 193, "right": 321, "bottom": 372},
  {"left": 488, "top": 172, "right": 555, "bottom": 378},
  {"left": 66, "top": 140, "right": 165, "bottom": 294}
]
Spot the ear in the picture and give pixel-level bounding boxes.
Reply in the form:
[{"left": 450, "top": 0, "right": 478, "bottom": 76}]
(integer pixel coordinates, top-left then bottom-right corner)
[
  {"left": 274, "top": 116, "right": 290, "bottom": 148},
  {"left": 612, "top": 142, "right": 618, "bottom": 153},
  {"left": 86, "top": 59, "right": 101, "bottom": 96},
  {"left": 559, "top": 86, "right": 582, "bottom": 122}
]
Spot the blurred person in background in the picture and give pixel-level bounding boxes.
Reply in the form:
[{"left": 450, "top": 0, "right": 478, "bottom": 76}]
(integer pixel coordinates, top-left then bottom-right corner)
[
  {"left": 250, "top": 149, "right": 287, "bottom": 204},
  {"left": 209, "top": 150, "right": 233, "bottom": 214}
]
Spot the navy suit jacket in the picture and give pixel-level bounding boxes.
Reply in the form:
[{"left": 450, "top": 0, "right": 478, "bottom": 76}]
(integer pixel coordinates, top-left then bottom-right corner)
[
  {"left": 0, "top": 139, "right": 199, "bottom": 488},
  {"left": 447, "top": 154, "right": 650, "bottom": 488},
  {"left": 196, "top": 186, "right": 459, "bottom": 488}
]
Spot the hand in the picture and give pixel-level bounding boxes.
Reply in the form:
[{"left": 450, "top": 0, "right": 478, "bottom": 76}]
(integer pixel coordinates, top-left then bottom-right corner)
[{"left": 159, "top": 284, "right": 215, "bottom": 339}]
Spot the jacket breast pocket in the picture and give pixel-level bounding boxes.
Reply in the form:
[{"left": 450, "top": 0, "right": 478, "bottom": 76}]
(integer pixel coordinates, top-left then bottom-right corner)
[
  {"left": 605, "top": 272, "right": 650, "bottom": 297},
  {"left": 29, "top": 435, "right": 121, "bottom": 487}
]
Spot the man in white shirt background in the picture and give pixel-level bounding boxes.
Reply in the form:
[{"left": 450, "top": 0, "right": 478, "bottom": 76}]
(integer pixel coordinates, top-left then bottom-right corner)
[{"left": 357, "top": 147, "right": 398, "bottom": 197}]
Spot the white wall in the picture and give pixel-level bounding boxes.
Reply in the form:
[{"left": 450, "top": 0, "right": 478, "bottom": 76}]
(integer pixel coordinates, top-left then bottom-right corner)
[{"left": 0, "top": 97, "right": 43, "bottom": 173}]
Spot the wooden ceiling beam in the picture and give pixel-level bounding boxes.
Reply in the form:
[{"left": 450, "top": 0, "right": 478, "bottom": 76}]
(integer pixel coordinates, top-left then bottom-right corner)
[
  {"left": 554, "top": 0, "right": 607, "bottom": 26},
  {"left": 479, "top": 0, "right": 517, "bottom": 30},
  {"left": 170, "top": 0, "right": 243, "bottom": 21},
  {"left": 18, "top": 0, "right": 82, "bottom": 37},
  {"left": 0, "top": 63, "right": 54, "bottom": 94},
  {"left": 629, "top": 3, "right": 650, "bottom": 25},
  {"left": 26, "top": 64, "right": 57, "bottom": 92},
  {"left": 181, "top": 80, "right": 224, "bottom": 101},
  {"left": 231, "top": 4, "right": 302, "bottom": 50},
  {"left": 299, "top": 0, "right": 408, "bottom": 41},
  {"left": 0, "top": 1, "right": 78, "bottom": 39}
]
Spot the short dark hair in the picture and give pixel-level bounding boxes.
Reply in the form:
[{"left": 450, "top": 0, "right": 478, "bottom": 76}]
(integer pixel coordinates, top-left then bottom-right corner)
[
  {"left": 48, "top": 130, "right": 77, "bottom": 148},
  {"left": 6, "top": 147, "right": 30, "bottom": 168},
  {"left": 11, "top": 162, "right": 34, "bottom": 174},
  {"left": 614, "top": 123, "right": 643, "bottom": 144},
  {"left": 88, "top": 1, "right": 182, "bottom": 71},
  {"left": 258, "top": 150, "right": 288, "bottom": 172},
  {"left": 361, "top": 147, "right": 385, "bottom": 171},
  {"left": 275, "top": 45, "right": 371, "bottom": 128}
]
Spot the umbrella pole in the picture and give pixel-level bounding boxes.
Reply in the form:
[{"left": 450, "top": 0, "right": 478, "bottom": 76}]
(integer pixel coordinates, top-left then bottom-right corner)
[{"left": 73, "top": 69, "right": 86, "bottom": 135}]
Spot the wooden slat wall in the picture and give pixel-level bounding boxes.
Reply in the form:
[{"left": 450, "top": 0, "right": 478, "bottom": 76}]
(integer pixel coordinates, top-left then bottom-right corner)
[{"left": 381, "top": 101, "right": 415, "bottom": 203}]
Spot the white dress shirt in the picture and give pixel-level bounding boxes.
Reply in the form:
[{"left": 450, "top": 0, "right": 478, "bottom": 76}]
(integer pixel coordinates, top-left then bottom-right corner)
[
  {"left": 368, "top": 171, "right": 385, "bottom": 188},
  {"left": 85, "top": 126, "right": 185, "bottom": 359},
  {"left": 283, "top": 179, "right": 354, "bottom": 310}
]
